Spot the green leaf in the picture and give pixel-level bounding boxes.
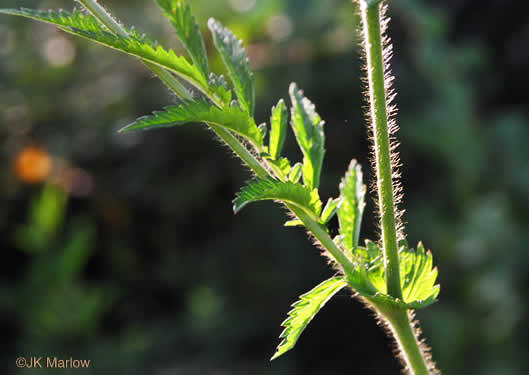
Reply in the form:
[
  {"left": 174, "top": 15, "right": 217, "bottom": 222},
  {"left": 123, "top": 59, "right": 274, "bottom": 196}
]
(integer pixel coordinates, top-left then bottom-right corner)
[
  {"left": 0, "top": 8, "right": 209, "bottom": 91},
  {"left": 345, "top": 241, "right": 439, "bottom": 310},
  {"left": 288, "top": 162, "right": 303, "bottom": 183},
  {"left": 284, "top": 219, "right": 303, "bottom": 227},
  {"left": 337, "top": 159, "right": 366, "bottom": 250},
  {"left": 345, "top": 243, "right": 383, "bottom": 296},
  {"left": 269, "top": 99, "right": 288, "bottom": 160},
  {"left": 271, "top": 277, "right": 347, "bottom": 360},
  {"left": 208, "top": 18, "right": 255, "bottom": 115},
  {"left": 289, "top": 83, "right": 325, "bottom": 190},
  {"left": 156, "top": 0, "right": 209, "bottom": 79},
  {"left": 120, "top": 100, "right": 264, "bottom": 148},
  {"left": 400, "top": 242, "right": 440, "bottom": 308},
  {"left": 258, "top": 123, "right": 268, "bottom": 141},
  {"left": 233, "top": 178, "right": 322, "bottom": 222},
  {"left": 320, "top": 198, "right": 342, "bottom": 225},
  {"left": 208, "top": 73, "right": 232, "bottom": 106},
  {"left": 265, "top": 157, "right": 291, "bottom": 180}
]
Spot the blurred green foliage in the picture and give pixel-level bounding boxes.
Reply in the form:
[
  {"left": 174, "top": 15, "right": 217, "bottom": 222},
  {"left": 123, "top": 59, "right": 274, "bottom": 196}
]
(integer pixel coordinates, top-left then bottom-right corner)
[{"left": 1, "top": 0, "right": 528, "bottom": 374}]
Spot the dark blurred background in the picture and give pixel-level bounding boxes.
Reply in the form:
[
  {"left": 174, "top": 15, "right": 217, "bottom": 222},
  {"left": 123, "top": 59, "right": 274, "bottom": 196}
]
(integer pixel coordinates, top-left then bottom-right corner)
[{"left": 1, "top": 0, "right": 528, "bottom": 374}]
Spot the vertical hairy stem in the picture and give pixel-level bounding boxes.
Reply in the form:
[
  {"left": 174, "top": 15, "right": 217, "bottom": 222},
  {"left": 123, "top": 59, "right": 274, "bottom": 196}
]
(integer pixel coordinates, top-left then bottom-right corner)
[
  {"left": 360, "top": 0, "right": 401, "bottom": 299},
  {"left": 383, "top": 309, "right": 431, "bottom": 375},
  {"left": 360, "top": 2, "right": 435, "bottom": 374}
]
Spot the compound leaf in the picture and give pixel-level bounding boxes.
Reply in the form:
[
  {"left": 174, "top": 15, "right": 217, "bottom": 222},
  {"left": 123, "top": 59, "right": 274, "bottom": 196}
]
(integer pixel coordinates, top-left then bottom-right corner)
[
  {"left": 337, "top": 160, "right": 366, "bottom": 250},
  {"left": 269, "top": 99, "right": 288, "bottom": 160},
  {"left": 233, "top": 178, "right": 322, "bottom": 222},
  {"left": 208, "top": 18, "right": 255, "bottom": 115},
  {"left": 120, "top": 100, "right": 263, "bottom": 147},
  {"left": 0, "top": 8, "right": 209, "bottom": 91},
  {"left": 271, "top": 277, "right": 347, "bottom": 360},
  {"left": 289, "top": 83, "right": 325, "bottom": 190},
  {"left": 156, "top": 0, "right": 209, "bottom": 79}
]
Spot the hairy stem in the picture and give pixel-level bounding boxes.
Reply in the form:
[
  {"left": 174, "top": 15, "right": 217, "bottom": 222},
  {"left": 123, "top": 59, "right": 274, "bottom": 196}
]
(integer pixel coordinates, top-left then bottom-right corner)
[
  {"left": 78, "top": 0, "right": 193, "bottom": 100},
  {"left": 208, "top": 124, "right": 269, "bottom": 178},
  {"left": 361, "top": 2, "right": 436, "bottom": 374},
  {"left": 383, "top": 309, "right": 430, "bottom": 375},
  {"left": 80, "top": 0, "right": 354, "bottom": 286},
  {"left": 289, "top": 205, "right": 356, "bottom": 276},
  {"left": 360, "top": 0, "right": 401, "bottom": 299}
]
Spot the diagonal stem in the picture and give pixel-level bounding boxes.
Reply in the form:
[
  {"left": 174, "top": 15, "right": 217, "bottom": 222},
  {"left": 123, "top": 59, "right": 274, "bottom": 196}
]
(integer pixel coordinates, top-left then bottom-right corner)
[
  {"left": 78, "top": 0, "right": 193, "bottom": 100},
  {"left": 78, "top": 0, "right": 355, "bottom": 277}
]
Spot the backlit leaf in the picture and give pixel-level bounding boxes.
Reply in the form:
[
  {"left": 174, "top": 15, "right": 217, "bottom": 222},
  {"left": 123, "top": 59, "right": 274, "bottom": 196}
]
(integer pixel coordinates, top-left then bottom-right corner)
[
  {"left": 208, "top": 18, "right": 255, "bottom": 115},
  {"left": 269, "top": 99, "right": 288, "bottom": 160},
  {"left": 288, "top": 163, "right": 303, "bottom": 183},
  {"left": 233, "top": 178, "right": 322, "bottom": 222},
  {"left": 120, "top": 100, "right": 263, "bottom": 147},
  {"left": 337, "top": 160, "right": 366, "bottom": 250},
  {"left": 271, "top": 277, "right": 347, "bottom": 360},
  {"left": 400, "top": 242, "right": 440, "bottom": 308},
  {"left": 0, "top": 8, "right": 209, "bottom": 91},
  {"left": 156, "top": 0, "right": 209, "bottom": 79},
  {"left": 320, "top": 197, "right": 342, "bottom": 225},
  {"left": 289, "top": 83, "right": 325, "bottom": 190}
]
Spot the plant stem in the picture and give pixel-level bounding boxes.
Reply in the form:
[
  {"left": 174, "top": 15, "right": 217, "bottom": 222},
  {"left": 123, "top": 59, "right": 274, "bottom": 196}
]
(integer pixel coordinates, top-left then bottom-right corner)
[
  {"left": 78, "top": 0, "right": 193, "bottom": 100},
  {"left": 382, "top": 309, "right": 430, "bottom": 375},
  {"left": 80, "top": 0, "right": 354, "bottom": 281},
  {"left": 208, "top": 124, "right": 270, "bottom": 178},
  {"left": 360, "top": 2, "right": 436, "bottom": 374},
  {"left": 360, "top": 0, "right": 401, "bottom": 299},
  {"left": 289, "top": 205, "right": 356, "bottom": 275}
]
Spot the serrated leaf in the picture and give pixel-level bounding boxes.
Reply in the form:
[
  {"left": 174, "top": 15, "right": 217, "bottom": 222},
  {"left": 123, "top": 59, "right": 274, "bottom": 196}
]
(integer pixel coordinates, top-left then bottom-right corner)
[
  {"left": 289, "top": 162, "right": 303, "bottom": 183},
  {"left": 120, "top": 99, "right": 263, "bottom": 147},
  {"left": 258, "top": 123, "right": 268, "bottom": 141},
  {"left": 233, "top": 178, "right": 322, "bottom": 221},
  {"left": 345, "top": 243, "right": 383, "bottom": 296},
  {"left": 265, "top": 157, "right": 291, "bottom": 180},
  {"left": 289, "top": 83, "right": 325, "bottom": 190},
  {"left": 284, "top": 219, "right": 303, "bottom": 227},
  {"left": 271, "top": 277, "right": 347, "bottom": 360},
  {"left": 208, "top": 18, "right": 255, "bottom": 115},
  {"left": 337, "top": 159, "right": 366, "bottom": 250},
  {"left": 345, "top": 241, "right": 439, "bottom": 310},
  {"left": 400, "top": 242, "right": 440, "bottom": 308},
  {"left": 156, "top": 0, "right": 209, "bottom": 79},
  {"left": 364, "top": 240, "right": 386, "bottom": 293},
  {"left": 269, "top": 99, "right": 288, "bottom": 160},
  {"left": 0, "top": 8, "right": 209, "bottom": 91},
  {"left": 208, "top": 73, "right": 232, "bottom": 106},
  {"left": 320, "top": 197, "right": 341, "bottom": 225}
]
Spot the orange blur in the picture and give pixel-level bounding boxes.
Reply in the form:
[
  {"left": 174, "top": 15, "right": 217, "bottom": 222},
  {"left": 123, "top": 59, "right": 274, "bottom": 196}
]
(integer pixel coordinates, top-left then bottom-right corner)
[{"left": 13, "top": 146, "right": 52, "bottom": 183}]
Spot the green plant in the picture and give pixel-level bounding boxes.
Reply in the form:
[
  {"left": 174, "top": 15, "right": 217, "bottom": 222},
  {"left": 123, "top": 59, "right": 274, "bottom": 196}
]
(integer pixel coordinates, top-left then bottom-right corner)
[{"left": 1, "top": 0, "right": 440, "bottom": 373}]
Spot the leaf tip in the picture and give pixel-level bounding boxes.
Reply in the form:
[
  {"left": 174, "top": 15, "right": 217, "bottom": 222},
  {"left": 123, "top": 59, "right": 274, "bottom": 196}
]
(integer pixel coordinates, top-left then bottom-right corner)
[{"left": 207, "top": 17, "right": 218, "bottom": 30}]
